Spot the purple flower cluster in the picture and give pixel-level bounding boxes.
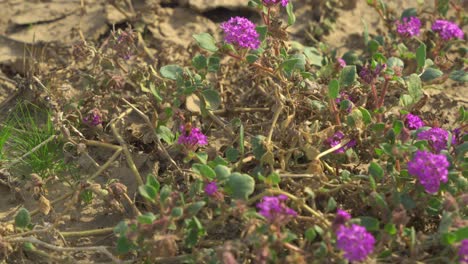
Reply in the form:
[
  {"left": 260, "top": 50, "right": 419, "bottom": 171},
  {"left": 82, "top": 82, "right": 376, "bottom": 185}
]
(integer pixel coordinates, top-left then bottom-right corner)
[
  {"left": 407, "top": 150, "right": 449, "bottom": 194},
  {"left": 460, "top": 239, "right": 468, "bottom": 264},
  {"left": 336, "top": 224, "right": 375, "bottom": 262},
  {"left": 432, "top": 20, "right": 464, "bottom": 40},
  {"left": 204, "top": 181, "right": 218, "bottom": 196},
  {"left": 359, "top": 63, "right": 387, "bottom": 84},
  {"left": 337, "top": 58, "right": 347, "bottom": 68},
  {"left": 332, "top": 209, "right": 351, "bottom": 229},
  {"left": 396, "top": 17, "right": 422, "bottom": 37},
  {"left": 257, "top": 195, "right": 297, "bottom": 224},
  {"left": 221, "top": 17, "right": 260, "bottom": 50},
  {"left": 417, "top": 127, "right": 450, "bottom": 153},
  {"left": 263, "top": 0, "right": 288, "bottom": 7},
  {"left": 326, "top": 131, "right": 357, "bottom": 153},
  {"left": 177, "top": 125, "right": 208, "bottom": 148},
  {"left": 83, "top": 109, "right": 102, "bottom": 126},
  {"left": 405, "top": 113, "right": 424, "bottom": 130}
]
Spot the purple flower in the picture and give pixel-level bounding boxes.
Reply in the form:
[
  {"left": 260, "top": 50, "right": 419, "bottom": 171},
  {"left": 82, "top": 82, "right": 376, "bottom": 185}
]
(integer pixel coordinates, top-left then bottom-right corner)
[
  {"left": 432, "top": 20, "right": 464, "bottom": 40},
  {"left": 257, "top": 195, "right": 297, "bottom": 224},
  {"left": 452, "top": 127, "right": 466, "bottom": 146},
  {"left": 459, "top": 239, "right": 468, "bottom": 264},
  {"left": 177, "top": 125, "right": 208, "bottom": 148},
  {"left": 396, "top": 17, "right": 422, "bottom": 37},
  {"left": 407, "top": 150, "right": 449, "bottom": 194},
  {"left": 405, "top": 113, "right": 424, "bottom": 130},
  {"left": 326, "top": 131, "right": 356, "bottom": 153},
  {"left": 221, "top": 17, "right": 260, "bottom": 49},
  {"left": 337, "top": 58, "right": 347, "bottom": 68},
  {"left": 417, "top": 127, "right": 450, "bottom": 153},
  {"left": 83, "top": 109, "right": 102, "bottom": 126},
  {"left": 204, "top": 181, "right": 218, "bottom": 196},
  {"left": 263, "top": 0, "right": 288, "bottom": 7},
  {"left": 336, "top": 224, "right": 375, "bottom": 262},
  {"left": 359, "top": 63, "right": 386, "bottom": 84},
  {"left": 333, "top": 209, "right": 351, "bottom": 229}
]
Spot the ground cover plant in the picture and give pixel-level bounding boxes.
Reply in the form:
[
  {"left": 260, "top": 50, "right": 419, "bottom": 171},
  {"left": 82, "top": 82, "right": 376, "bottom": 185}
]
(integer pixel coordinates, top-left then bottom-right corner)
[{"left": 0, "top": 0, "right": 466, "bottom": 263}]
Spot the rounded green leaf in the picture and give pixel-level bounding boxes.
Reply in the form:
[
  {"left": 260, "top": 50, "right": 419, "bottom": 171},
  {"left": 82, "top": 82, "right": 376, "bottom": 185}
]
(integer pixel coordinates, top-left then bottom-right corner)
[
  {"left": 138, "top": 185, "right": 157, "bottom": 202},
  {"left": 186, "top": 201, "right": 206, "bottom": 216},
  {"left": 192, "top": 163, "right": 216, "bottom": 179},
  {"left": 15, "top": 208, "right": 31, "bottom": 229},
  {"left": 214, "top": 165, "right": 231, "bottom": 181},
  {"left": 420, "top": 68, "right": 443, "bottom": 82},
  {"left": 193, "top": 33, "right": 218, "bottom": 52},
  {"left": 328, "top": 79, "right": 340, "bottom": 99},
  {"left": 201, "top": 89, "right": 221, "bottom": 110},
  {"left": 227, "top": 172, "right": 255, "bottom": 200},
  {"left": 160, "top": 65, "right": 183, "bottom": 80},
  {"left": 340, "top": 65, "right": 357, "bottom": 87}
]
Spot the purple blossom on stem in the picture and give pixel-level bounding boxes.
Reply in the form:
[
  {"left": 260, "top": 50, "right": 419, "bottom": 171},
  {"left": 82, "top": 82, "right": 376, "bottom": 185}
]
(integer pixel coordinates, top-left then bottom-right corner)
[
  {"left": 359, "top": 63, "right": 387, "bottom": 84},
  {"left": 336, "top": 224, "right": 375, "bottom": 262},
  {"left": 177, "top": 125, "right": 208, "bottom": 149},
  {"left": 404, "top": 113, "right": 424, "bottom": 130},
  {"left": 257, "top": 195, "right": 297, "bottom": 225},
  {"left": 432, "top": 20, "right": 464, "bottom": 40},
  {"left": 332, "top": 209, "right": 351, "bottom": 230},
  {"left": 220, "top": 17, "right": 260, "bottom": 49},
  {"left": 459, "top": 239, "right": 468, "bottom": 264},
  {"left": 83, "top": 109, "right": 102, "bottom": 126},
  {"left": 326, "top": 131, "right": 356, "bottom": 153},
  {"left": 452, "top": 127, "right": 466, "bottom": 146},
  {"left": 396, "top": 17, "right": 422, "bottom": 37},
  {"left": 204, "top": 181, "right": 218, "bottom": 196},
  {"left": 407, "top": 150, "right": 449, "bottom": 194},
  {"left": 417, "top": 127, "right": 450, "bottom": 153},
  {"left": 336, "top": 58, "right": 346, "bottom": 68},
  {"left": 263, "top": 0, "right": 288, "bottom": 7}
]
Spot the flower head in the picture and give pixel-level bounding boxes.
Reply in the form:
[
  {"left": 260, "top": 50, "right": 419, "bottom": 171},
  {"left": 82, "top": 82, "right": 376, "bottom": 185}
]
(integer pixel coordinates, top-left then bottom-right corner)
[
  {"left": 417, "top": 127, "right": 450, "bottom": 153},
  {"left": 204, "top": 181, "right": 218, "bottom": 196},
  {"left": 177, "top": 125, "right": 208, "bottom": 148},
  {"left": 326, "top": 131, "right": 356, "bottom": 153},
  {"left": 257, "top": 195, "right": 297, "bottom": 225},
  {"left": 407, "top": 150, "right": 449, "bottom": 194},
  {"left": 396, "top": 17, "right": 422, "bottom": 37},
  {"left": 221, "top": 17, "right": 260, "bottom": 49},
  {"left": 333, "top": 209, "right": 351, "bottom": 229},
  {"left": 83, "top": 109, "right": 102, "bottom": 126},
  {"left": 459, "top": 239, "right": 468, "bottom": 264},
  {"left": 263, "top": 0, "right": 288, "bottom": 7},
  {"left": 359, "top": 63, "right": 386, "bottom": 84},
  {"left": 336, "top": 224, "right": 375, "bottom": 262},
  {"left": 337, "top": 58, "right": 347, "bottom": 68},
  {"left": 432, "top": 20, "right": 464, "bottom": 40},
  {"left": 405, "top": 113, "right": 424, "bottom": 130}
]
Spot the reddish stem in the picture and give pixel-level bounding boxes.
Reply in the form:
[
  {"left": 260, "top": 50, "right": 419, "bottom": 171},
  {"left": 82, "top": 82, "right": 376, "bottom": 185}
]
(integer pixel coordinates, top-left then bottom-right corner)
[
  {"left": 377, "top": 78, "right": 390, "bottom": 108},
  {"left": 329, "top": 98, "right": 341, "bottom": 126}
]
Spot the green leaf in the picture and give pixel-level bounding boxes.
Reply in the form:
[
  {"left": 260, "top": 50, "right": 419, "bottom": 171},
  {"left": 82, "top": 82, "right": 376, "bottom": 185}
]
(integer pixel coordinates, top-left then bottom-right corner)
[
  {"left": 192, "top": 163, "right": 216, "bottom": 179},
  {"left": 207, "top": 56, "right": 220, "bottom": 72},
  {"left": 326, "top": 197, "right": 337, "bottom": 212},
  {"left": 225, "top": 147, "right": 239, "bottom": 162},
  {"left": 368, "top": 39, "right": 380, "bottom": 54},
  {"left": 137, "top": 213, "right": 156, "bottom": 224},
  {"left": 186, "top": 201, "right": 206, "bottom": 216},
  {"left": 227, "top": 172, "right": 255, "bottom": 200},
  {"left": 420, "top": 68, "right": 443, "bottom": 82},
  {"left": 138, "top": 185, "right": 157, "bottom": 202},
  {"left": 171, "top": 207, "right": 184, "bottom": 218},
  {"left": 160, "top": 65, "right": 183, "bottom": 80},
  {"left": 387, "top": 57, "right": 404, "bottom": 69},
  {"left": 159, "top": 185, "right": 172, "bottom": 204},
  {"left": 256, "top": 26, "right": 268, "bottom": 42},
  {"left": 339, "top": 65, "right": 357, "bottom": 87},
  {"left": 113, "top": 221, "right": 128, "bottom": 236},
  {"left": 369, "top": 162, "right": 384, "bottom": 181},
  {"left": 146, "top": 174, "right": 160, "bottom": 193},
  {"left": 358, "top": 107, "right": 372, "bottom": 125},
  {"left": 407, "top": 74, "right": 423, "bottom": 101},
  {"left": 393, "top": 120, "right": 404, "bottom": 135},
  {"left": 436, "top": 0, "right": 449, "bottom": 16},
  {"left": 401, "top": 8, "right": 417, "bottom": 19},
  {"left": 286, "top": 2, "right": 296, "bottom": 26},
  {"left": 449, "top": 70, "right": 468, "bottom": 82},
  {"left": 214, "top": 165, "right": 231, "bottom": 181},
  {"left": 305, "top": 228, "right": 317, "bottom": 241},
  {"left": 328, "top": 79, "right": 340, "bottom": 99},
  {"left": 246, "top": 54, "right": 259, "bottom": 63},
  {"left": 157, "top": 125, "right": 175, "bottom": 144},
  {"left": 15, "top": 208, "right": 31, "bottom": 229},
  {"left": 358, "top": 216, "right": 380, "bottom": 231},
  {"left": 23, "top": 242, "right": 35, "bottom": 251},
  {"left": 193, "top": 33, "right": 218, "bottom": 52},
  {"left": 192, "top": 54, "right": 207, "bottom": 70},
  {"left": 252, "top": 135, "right": 266, "bottom": 160},
  {"left": 303, "top": 47, "right": 323, "bottom": 66},
  {"left": 385, "top": 223, "right": 397, "bottom": 235},
  {"left": 201, "top": 89, "right": 221, "bottom": 110},
  {"left": 416, "top": 43, "right": 426, "bottom": 70},
  {"left": 116, "top": 236, "right": 134, "bottom": 254}
]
